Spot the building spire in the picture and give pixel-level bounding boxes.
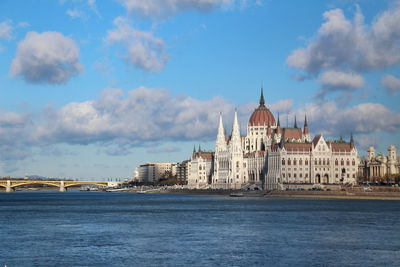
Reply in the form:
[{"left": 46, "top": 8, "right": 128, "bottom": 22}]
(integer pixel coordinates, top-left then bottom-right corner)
[
  {"left": 294, "top": 115, "right": 298, "bottom": 128},
  {"left": 304, "top": 114, "right": 308, "bottom": 127},
  {"left": 215, "top": 112, "right": 227, "bottom": 151},
  {"left": 230, "top": 109, "right": 242, "bottom": 153},
  {"left": 277, "top": 112, "right": 280, "bottom": 127},
  {"left": 350, "top": 133, "right": 354, "bottom": 144},
  {"left": 193, "top": 145, "right": 196, "bottom": 154},
  {"left": 259, "top": 87, "right": 265, "bottom": 107}
]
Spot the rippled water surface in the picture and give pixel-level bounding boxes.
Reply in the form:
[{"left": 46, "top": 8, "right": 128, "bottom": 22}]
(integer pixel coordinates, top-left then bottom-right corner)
[{"left": 1, "top": 191, "right": 400, "bottom": 266}]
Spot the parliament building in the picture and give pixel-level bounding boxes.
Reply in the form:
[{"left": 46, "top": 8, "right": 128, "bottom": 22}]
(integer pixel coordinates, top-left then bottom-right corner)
[{"left": 187, "top": 90, "right": 358, "bottom": 189}]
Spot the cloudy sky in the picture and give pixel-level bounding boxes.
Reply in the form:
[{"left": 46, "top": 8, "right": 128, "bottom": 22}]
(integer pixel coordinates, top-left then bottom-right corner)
[{"left": 1, "top": 0, "right": 399, "bottom": 179}]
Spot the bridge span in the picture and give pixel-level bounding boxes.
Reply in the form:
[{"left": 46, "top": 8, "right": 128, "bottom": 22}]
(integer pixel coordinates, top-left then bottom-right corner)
[{"left": 0, "top": 180, "right": 124, "bottom": 192}]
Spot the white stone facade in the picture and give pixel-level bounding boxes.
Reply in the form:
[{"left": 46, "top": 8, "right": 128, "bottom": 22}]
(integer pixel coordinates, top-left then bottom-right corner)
[{"left": 188, "top": 90, "right": 358, "bottom": 190}]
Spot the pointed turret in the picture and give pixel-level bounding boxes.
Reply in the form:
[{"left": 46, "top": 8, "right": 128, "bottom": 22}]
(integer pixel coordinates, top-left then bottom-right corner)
[
  {"left": 259, "top": 87, "right": 265, "bottom": 107},
  {"left": 277, "top": 113, "right": 280, "bottom": 127},
  {"left": 294, "top": 115, "right": 298, "bottom": 128},
  {"left": 193, "top": 145, "right": 196, "bottom": 154},
  {"left": 230, "top": 109, "right": 242, "bottom": 154},
  {"left": 350, "top": 133, "right": 354, "bottom": 147},
  {"left": 232, "top": 109, "right": 240, "bottom": 141},
  {"left": 215, "top": 113, "right": 227, "bottom": 151},
  {"left": 276, "top": 113, "right": 281, "bottom": 135},
  {"left": 303, "top": 114, "right": 309, "bottom": 134},
  {"left": 198, "top": 144, "right": 202, "bottom": 152}
]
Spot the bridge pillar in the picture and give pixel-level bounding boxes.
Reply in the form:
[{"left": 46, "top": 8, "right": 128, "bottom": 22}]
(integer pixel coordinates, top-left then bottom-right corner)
[
  {"left": 59, "top": 181, "right": 67, "bottom": 192},
  {"left": 6, "top": 180, "right": 14, "bottom": 192}
]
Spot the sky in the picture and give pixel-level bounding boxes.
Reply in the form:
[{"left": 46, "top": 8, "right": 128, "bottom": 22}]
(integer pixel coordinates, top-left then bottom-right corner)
[{"left": 0, "top": 0, "right": 399, "bottom": 180}]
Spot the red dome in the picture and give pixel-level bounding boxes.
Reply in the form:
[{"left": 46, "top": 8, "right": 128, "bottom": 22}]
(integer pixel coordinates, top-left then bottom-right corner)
[
  {"left": 249, "top": 106, "right": 276, "bottom": 126},
  {"left": 249, "top": 88, "right": 276, "bottom": 126}
]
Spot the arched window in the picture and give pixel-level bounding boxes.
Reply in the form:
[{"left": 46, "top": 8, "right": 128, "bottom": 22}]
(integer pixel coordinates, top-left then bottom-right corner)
[
  {"left": 319, "top": 158, "right": 322, "bottom": 165},
  {"left": 352, "top": 160, "right": 355, "bottom": 166},
  {"left": 288, "top": 159, "right": 291, "bottom": 165},
  {"left": 341, "top": 159, "right": 344, "bottom": 166},
  {"left": 323, "top": 159, "right": 326, "bottom": 165},
  {"left": 305, "top": 159, "right": 308, "bottom": 165},
  {"left": 335, "top": 159, "right": 338, "bottom": 166},
  {"left": 327, "top": 159, "right": 330, "bottom": 165},
  {"left": 346, "top": 160, "right": 350, "bottom": 166},
  {"left": 282, "top": 159, "right": 285, "bottom": 165},
  {"left": 299, "top": 159, "right": 303, "bottom": 165},
  {"left": 294, "top": 159, "right": 297, "bottom": 165},
  {"left": 314, "top": 159, "right": 317, "bottom": 165},
  {"left": 236, "top": 161, "right": 239, "bottom": 168}
]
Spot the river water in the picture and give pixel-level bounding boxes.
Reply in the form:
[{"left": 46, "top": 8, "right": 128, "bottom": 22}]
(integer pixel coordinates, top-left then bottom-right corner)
[{"left": 0, "top": 191, "right": 399, "bottom": 266}]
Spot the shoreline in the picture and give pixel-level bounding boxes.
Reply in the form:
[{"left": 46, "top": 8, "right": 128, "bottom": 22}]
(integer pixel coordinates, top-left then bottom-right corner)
[{"left": 155, "top": 189, "right": 400, "bottom": 201}]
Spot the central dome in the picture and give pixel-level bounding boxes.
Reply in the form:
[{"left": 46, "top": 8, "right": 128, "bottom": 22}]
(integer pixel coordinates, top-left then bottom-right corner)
[{"left": 249, "top": 89, "right": 276, "bottom": 126}]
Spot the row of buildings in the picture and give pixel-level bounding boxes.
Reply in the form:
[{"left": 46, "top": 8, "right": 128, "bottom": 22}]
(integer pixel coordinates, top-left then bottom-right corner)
[{"left": 133, "top": 90, "right": 400, "bottom": 188}]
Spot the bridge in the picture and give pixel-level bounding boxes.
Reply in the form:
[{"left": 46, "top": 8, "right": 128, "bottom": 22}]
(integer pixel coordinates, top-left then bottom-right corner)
[{"left": 0, "top": 179, "right": 124, "bottom": 192}]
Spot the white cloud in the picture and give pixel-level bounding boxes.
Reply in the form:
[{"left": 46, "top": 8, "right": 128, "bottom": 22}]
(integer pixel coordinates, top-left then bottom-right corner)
[
  {"left": 10, "top": 31, "right": 83, "bottom": 84},
  {"left": 319, "top": 71, "right": 364, "bottom": 90},
  {"left": 356, "top": 135, "right": 379, "bottom": 151},
  {"left": 299, "top": 101, "right": 400, "bottom": 137},
  {"left": 105, "top": 17, "right": 168, "bottom": 72},
  {"left": 287, "top": 3, "right": 400, "bottom": 75},
  {"left": 66, "top": 9, "right": 85, "bottom": 19},
  {"left": 147, "top": 146, "right": 181, "bottom": 153},
  {"left": 381, "top": 74, "right": 400, "bottom": 95},
  {"left": 117, "top": 0, "right": 252, "bottom": 19},
  {"left": 0, "top": 20, "right": 13, "bottom": 40}
]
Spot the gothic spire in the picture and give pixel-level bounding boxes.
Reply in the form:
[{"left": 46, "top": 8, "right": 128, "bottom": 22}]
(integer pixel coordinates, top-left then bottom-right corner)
[
  {"left": 232, "top": 109, "right": 240, "bottom": 139},
  {"left": 294, "top": 115, "right": 298, "bottom": 128},
  {"left": 259, "top": 87, "right": 265, "bottom": 107},
  {"left": 304, "top": 114, "right": 308, "bottom": 127},
  {"left": 215, "top": 112, "right": 227, "bottom": 151},
  {"left": 277, "top": 112, "right": 280, "bottom": 127},
  {"left": 350, "top": 133, "right": 354, "bottom": 144}
]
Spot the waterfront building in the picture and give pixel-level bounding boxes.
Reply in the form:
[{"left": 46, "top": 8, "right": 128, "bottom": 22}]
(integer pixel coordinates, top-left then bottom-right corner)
[
  {"left": 358, "top": 145, "right": 400, "bottom": 182},
  {"left": 176, "top": 160, "right": 191, "bottom": 181},
  {"left": 187, "top": 148, "right": 214, "bottom": 189},
  {"left": 188, "top": 89, "right": 358, "bottom": 189},
  {"left": 136, "top": 162, "right": 177, "bottom": 183}
]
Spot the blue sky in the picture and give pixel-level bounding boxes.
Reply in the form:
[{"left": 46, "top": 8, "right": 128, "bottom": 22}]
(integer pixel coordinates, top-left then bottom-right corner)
[{"left": 0, "top": 0, "right": 399, "bottom": 179}]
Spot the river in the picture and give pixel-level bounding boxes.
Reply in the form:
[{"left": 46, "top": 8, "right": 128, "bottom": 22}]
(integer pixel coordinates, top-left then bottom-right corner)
[{"left": 0, "top": 191, "right": 399, "bottom": 266}]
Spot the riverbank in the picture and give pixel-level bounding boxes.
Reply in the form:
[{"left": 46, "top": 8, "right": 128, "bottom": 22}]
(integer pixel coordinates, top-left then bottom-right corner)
[{"left": 155, "top": 188, "right": 400, "bottom": 200}]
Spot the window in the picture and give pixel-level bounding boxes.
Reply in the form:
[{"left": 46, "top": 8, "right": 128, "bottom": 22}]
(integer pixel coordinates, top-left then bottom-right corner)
[
  {"left": 315, "top": 159, "right": 318, "bottom": 165},
  {"left": 288, "top": 173, "right": 291, "bottom": 178},
  {"left": 335, "top": 159, "right": 338, "bottom": 166},
  {"left": 294, "top": 173, "right": 297, "bottom": 178},
  {"left": 346, "top": 160, "right": 350, "bottom": 166},
  {"left": 305, "top": 174, "right": 308, "bottom": 178},
  {"left": 236, "top": 161, "right": 239, "bottom": 168},
  {"left": 299, "top": 159, "right": 303, "bottom": 165},
  {"left": 283, "top": 173, "right": 285, "bottom": 178},
  {"left": 300, "top": 173, "right": 302, "bottom": 178},
  {"left": 288, "top": 159, "right": 291, "bottom": 165},
  {"left": 305, "top": 159, "right": 308, "bottom": 165},
  {"left": 352, "top": 160, "right": 355, "bottom": 166},
  {"left": 327, "top": 159, "right": 330, "bottom": 165},
  {"left": 323, "top": 159, "right": 326, "bottom": 165},
  {"left": 341, "top": 159, "right": 344, "bottom": 166},
  {"left": 319, "top": 158, "right": 322, "bottom": 165},
  {"left": 282, "top": 159, "right": 285, "bottom": 165},
  {"left": 294, "top": 159, "right": 297, "bottom": 165}
]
